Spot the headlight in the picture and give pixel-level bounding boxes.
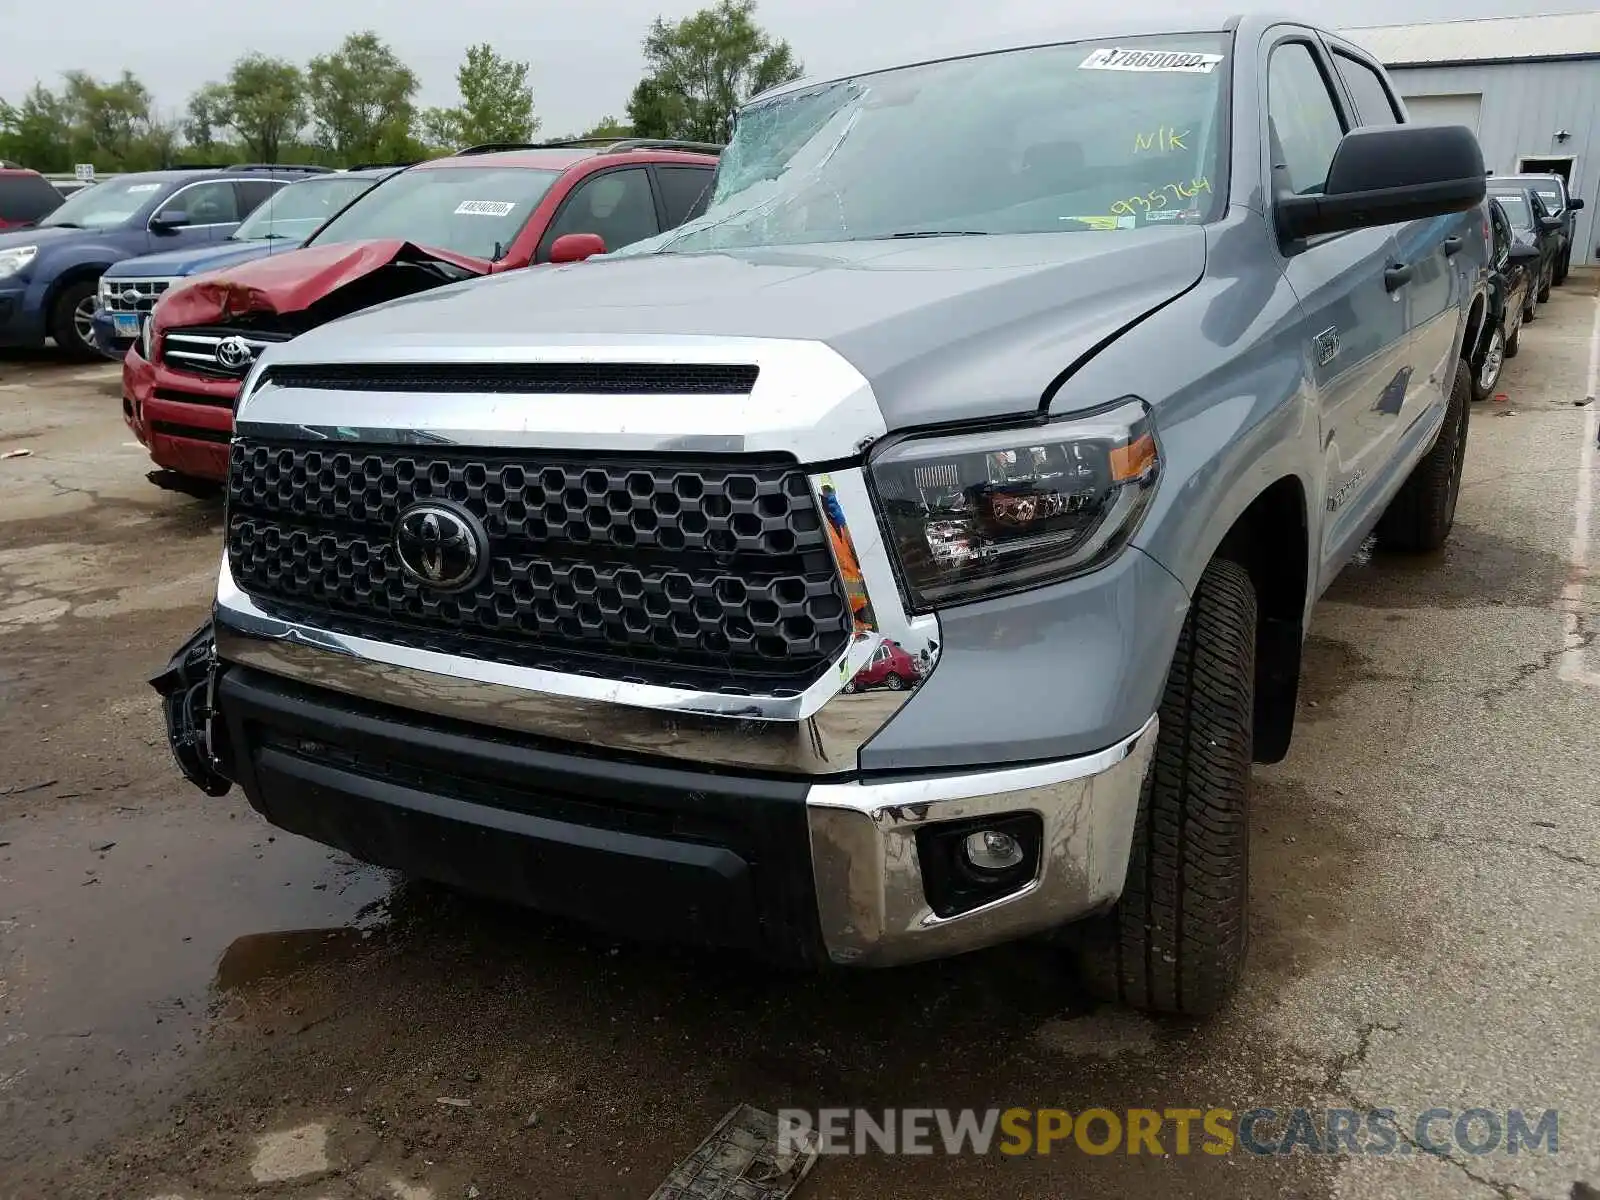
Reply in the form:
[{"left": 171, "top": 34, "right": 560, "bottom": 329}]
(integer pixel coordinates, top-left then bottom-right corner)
[
  {"left": 869, "top": 399, "right": 1160, "bottom": 611},
  {"left": 0, "top": 245, "right": 38, "bottom": 279},
  {"left": 139, "top": 314, "right": 156, "bottom": 361}
]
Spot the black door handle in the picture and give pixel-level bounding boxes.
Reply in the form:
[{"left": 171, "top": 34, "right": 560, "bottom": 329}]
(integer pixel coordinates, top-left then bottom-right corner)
[
  {"left": 1384, "top": 263, "right": 1414, "bottom": 292},
  {"left": 1443, "top": 236, "right": 1464, "bottom": 257}
]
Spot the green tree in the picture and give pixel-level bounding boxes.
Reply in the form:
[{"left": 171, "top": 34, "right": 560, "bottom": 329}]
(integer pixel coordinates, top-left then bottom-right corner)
[
  {"left": 128, "top": 114, "right": 181, "bottom": 169},
  {"left": 581, "top": 115, "right": 633, "bottom": 139},
  {"left": 184, "top": 82, "right": 233, "bottom": 156},
  {"left": 63, "top": 69, "right": 153, "bottom": 165},
  {"left": 625, "top": 0, "right": 801, "bottom": 144},
  {"left": 0, "top": 85, "right": 74, "bottom": 171},
  {"left": 453, "top": 44, "right": 537, "bottom": 144},
  {"left": 226, "top": 54, "right": 307, "bottom": 163},
  {"left": 417, "top": 106, "right": 463, "bottom": 152},
  {"left": 306, "top": 32, "right": 419, "bottom": 162}
]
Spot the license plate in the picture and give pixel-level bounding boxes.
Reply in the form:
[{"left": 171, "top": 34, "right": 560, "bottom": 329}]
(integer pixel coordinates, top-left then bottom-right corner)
[{"left": 112, "top": 313, "right": 142, "bottom": 338}]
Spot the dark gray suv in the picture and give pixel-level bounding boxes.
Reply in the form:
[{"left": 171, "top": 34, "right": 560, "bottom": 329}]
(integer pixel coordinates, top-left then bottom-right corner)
[{"left": 156, "top": 16, "right": 1488, "bottom": 1015}]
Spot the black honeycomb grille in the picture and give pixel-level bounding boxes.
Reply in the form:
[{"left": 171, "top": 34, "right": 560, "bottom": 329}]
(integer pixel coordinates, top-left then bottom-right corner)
[{"left": 225, "top": 439, "right": 849, "bottom": 692}]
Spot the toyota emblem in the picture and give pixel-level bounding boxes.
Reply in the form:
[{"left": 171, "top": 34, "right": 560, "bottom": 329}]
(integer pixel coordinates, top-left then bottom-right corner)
[
  {"left": 393, "top": 502, "right": 487, "bottom": 592},
  {"left": 215, "top": 336, "right": 255, "bottom": 372}
]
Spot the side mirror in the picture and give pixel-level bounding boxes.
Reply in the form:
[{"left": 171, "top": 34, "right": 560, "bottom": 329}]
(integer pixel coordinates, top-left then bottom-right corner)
[
  {"left": 1568, "top": 197, "right": 1584, "bottom": 211},
  {"left": 1538, "top": 215, "right": 1563, "bottom": 233},
  {"left": 549, "top": 233, "right": 605, "bottom": 264},
  {"left": 151, "top": 209, "right": 190, "bottom": 231},
  {"left": 1277, "top": 124, "right": 1485, "bottom": 242},
  {"left": 1508, "top": 243, "right": 1541, "bottom": 263}
]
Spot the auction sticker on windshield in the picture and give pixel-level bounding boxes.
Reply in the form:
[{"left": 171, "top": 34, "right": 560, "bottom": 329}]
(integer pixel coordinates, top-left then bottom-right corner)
[
  {"left": 1079, "top": 48, "right": 1224, "bottom": 72},
  {"left": 454, "top": 200, "right": 516, "bottom": 217}
]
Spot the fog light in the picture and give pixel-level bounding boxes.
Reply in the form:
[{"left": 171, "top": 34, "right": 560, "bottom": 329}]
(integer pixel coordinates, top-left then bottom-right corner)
[
  {"left": 916, "top": 812, "right": 1042, "bottom": 918},
  {"left": 963, "top": 829, "right": 1025, "bottom": 872}
]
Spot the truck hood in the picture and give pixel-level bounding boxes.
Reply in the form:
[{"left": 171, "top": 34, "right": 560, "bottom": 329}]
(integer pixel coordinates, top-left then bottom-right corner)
[
  {"left": 104, "top": 240, "right": 281, "bottom": 279},
  {"left": 273, "top": 229, "right": 1207, "bottom": 426},
  {"left": 153, "top": 239, "right": 490, "bottom": 332}
]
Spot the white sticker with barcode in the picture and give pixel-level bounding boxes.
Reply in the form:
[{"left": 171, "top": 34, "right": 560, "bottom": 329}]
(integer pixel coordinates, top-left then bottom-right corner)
[
  {"left": 1080, "top": 48, "right": 1223, "bottom": 73},
  {"left": 454, "top": 200, "right": 516, "bottom": 217}
]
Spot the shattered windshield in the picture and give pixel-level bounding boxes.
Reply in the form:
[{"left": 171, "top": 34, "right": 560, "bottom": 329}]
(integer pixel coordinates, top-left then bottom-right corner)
[{"left": 615, "top": 32, "right": 1230, "bottom": 255}]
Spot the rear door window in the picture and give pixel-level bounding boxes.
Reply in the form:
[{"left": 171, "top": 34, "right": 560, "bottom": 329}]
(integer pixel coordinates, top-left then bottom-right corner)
[
  {"left": 655, "top": 166, "right": 715, "bottom": 227},
  {"left": 1332, "top": 52, "right": 1402, "bottom": 127},
  {"left": 234, "top": 179, "right": 282, "bottom": 216}
]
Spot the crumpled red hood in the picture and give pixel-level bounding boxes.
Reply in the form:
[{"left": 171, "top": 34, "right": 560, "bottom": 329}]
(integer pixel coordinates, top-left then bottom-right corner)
[{"left": 152, "top": 239, "right": 491, "bottom": 330}]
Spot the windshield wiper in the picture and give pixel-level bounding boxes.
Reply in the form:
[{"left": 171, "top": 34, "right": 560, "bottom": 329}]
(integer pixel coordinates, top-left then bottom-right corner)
[{"left": 881, "top": 230, "right": 988, "bottom": 239}]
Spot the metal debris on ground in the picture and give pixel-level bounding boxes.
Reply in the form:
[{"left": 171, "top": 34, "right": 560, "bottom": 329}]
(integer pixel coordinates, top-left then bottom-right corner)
[
  {"left": 1, "top": 448, "right": 31, "bottom": 459},
  {"left": 649, "top": 1104, "right": 819, "bottom": 1199},
  {"left": 435, "top": 1097, "right": 472, "bottom": 1108}
]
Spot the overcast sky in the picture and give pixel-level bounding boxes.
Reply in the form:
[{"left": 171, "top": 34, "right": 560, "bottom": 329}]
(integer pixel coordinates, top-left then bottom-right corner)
[{"left": 0, "top": 0, "right": 1590, "bottom": 137}]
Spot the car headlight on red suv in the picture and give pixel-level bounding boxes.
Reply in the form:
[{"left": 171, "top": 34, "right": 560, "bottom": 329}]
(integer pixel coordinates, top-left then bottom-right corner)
[
  {"left": 868, "top": 399, "right": 1160, "bottom": 612},
  {"left": 139, "top": 315, "right": 156, "bottom": 361}
]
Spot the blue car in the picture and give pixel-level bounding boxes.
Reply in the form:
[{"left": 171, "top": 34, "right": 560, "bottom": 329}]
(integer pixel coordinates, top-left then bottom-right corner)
[
  {"left": 92, "top": 166, "right": 399, "bottom": 359},
  {"left": 0, "top": 164, "right": 329, "bottom": 359}
]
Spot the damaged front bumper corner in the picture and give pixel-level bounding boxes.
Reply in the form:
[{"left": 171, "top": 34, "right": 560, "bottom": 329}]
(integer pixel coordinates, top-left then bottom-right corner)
[{"left": 150, "top": 621, "right": 233, "bottom": 797}]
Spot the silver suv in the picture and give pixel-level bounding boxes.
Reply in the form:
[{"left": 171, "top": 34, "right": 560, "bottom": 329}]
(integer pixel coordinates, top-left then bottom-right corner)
[{"left": 156, "top": 15, "right": 1488, "bottom": 1014}]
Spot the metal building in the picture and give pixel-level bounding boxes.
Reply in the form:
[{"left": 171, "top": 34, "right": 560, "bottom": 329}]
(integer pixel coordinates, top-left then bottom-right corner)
[{"left": 1341, "top": 11, "right": 1600, "bottom": 266}]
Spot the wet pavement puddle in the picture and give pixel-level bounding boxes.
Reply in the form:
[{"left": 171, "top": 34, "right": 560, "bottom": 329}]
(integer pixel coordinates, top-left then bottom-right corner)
[{"left": 0, "top": 798, "right": 392, "bottom": 1163}]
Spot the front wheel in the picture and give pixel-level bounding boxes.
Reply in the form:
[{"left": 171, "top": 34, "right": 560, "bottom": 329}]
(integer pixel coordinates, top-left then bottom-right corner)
[
  {"left": 1537, "top": 264, "right": 1553, "bottom": 304},
  {"left": 1505, "top": 322, "right": 1521, "bottom": 359},
  {"left": 1077, "top": 557, "right": 1256, "bottom": 1016},
  {"left": 48, "top": 280, "right": 102, "bottom": 362},
  {"left": 1554, "top": 249, "right": 1570, "bottom": 286},
  {"left": 1375, "top": 359, "right": 1471, "bottom": 553},
  {"left": 1471, "top": 325, "right": 1506, "bottom": 402}
]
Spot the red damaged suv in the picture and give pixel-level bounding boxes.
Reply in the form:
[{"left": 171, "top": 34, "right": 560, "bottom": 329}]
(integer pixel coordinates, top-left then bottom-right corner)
[{"left": 123, "top": 139, "right": 720, "bottom": 485}]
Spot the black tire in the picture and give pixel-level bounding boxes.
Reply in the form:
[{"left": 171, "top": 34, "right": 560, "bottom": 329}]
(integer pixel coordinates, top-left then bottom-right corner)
[
  {"left": 1537, "top": 264, "right": 1552, "bottom": 304},
  {"left": 1505, "top": 323, "right": 1520, "bottom": 359},
  {"left": 1078, "top": 557, "right": 1256, "bottom": 1017},
  {"left": 886, "top": 673, "right": 906, "bottom": 691},
  {"left": 48, "top": 279, "right": 101, "bottom": 361},
  {"left": 1554, "top": 251, "right": 1569, "bottom": 286},
  {"left": 1470, "top": 324, "right": 1505, "bottom": 402},
  {"left": 1375, "top": 359, "right": 1471, "bottom": 553}
]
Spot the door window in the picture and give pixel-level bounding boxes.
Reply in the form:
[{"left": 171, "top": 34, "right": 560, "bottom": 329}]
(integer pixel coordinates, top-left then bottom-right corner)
[
  {"left": 164, "top": 180, "right": 240, "bottom": 225},
  {"left": 655, "top": 166, "right": 714, "bottom": 227},
  {"left": 1332, "top": 52, "right": 1401, "bottom": 128},
  {"left": 1268, "top": 42, "right": 1347, "bottom": 197},
  {"left": 539, "top": 168, "right": 660, "bottom": 258},
  {"left": 234, "top": 179, "right": 283, "bottom": 216}
]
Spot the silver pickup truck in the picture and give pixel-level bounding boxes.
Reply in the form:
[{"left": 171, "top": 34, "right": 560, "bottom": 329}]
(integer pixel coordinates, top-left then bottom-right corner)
[{"left": 156, "top": 15, "right": 1488, "bottom": 1015}]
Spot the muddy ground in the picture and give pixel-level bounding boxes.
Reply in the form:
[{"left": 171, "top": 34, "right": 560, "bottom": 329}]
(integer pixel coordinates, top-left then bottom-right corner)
[{"left": 2, "top": 283, "right": 1598, "bottom": 1200}]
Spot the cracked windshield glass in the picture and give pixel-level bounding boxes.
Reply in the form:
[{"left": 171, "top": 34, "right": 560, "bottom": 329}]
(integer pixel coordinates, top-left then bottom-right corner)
[{"left": 622, "top": 32, "right": 1229, "bottom": 255}]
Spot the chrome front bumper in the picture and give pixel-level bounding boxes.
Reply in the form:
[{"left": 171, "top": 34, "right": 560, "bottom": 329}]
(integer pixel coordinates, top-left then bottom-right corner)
[{"left": 806, "top": 714, "right": 1155, "bottom": 965}]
